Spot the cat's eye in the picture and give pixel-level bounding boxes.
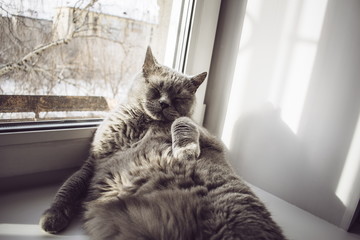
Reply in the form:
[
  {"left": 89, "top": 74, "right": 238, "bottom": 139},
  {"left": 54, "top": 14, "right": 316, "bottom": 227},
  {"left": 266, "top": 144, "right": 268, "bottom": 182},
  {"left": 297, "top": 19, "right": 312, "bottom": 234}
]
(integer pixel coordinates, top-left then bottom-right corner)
[
  {"left": 150, "top": 88, "right": 161, "bottom": 99},
  {"left": 173, "top": 97, "right": 191, "bottom": 103}
]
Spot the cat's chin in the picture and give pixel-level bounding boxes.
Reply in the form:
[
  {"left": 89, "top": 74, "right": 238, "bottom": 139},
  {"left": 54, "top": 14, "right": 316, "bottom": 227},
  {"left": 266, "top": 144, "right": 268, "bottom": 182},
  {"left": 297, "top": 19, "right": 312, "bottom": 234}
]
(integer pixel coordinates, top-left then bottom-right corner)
[
  {"left": 152, "top": 112, "right": 178, "bottom": 122},
  {"left": 143, "top": 106, "right": 180, "bottom": 121},
  {"left": 162, "top": 109, "right": 180, "bottom": 121},
  {"left": 144, "top": 109, "right": 168, "bottom": 121}
]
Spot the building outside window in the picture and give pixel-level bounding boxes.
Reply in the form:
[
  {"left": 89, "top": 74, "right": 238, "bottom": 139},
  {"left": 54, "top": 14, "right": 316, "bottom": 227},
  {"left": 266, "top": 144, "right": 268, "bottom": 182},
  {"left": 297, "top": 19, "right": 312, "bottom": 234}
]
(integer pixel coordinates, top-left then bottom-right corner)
[{"left": 0, "top": 0, "right": 186, "bottom": 123}]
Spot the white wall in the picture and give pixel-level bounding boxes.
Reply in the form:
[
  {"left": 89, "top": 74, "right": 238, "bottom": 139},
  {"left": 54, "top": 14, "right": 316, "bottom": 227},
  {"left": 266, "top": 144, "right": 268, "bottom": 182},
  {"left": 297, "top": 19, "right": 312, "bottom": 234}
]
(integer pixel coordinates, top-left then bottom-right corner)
[{"left": 205, "top": 0, "right": 360, "bottom": 229}]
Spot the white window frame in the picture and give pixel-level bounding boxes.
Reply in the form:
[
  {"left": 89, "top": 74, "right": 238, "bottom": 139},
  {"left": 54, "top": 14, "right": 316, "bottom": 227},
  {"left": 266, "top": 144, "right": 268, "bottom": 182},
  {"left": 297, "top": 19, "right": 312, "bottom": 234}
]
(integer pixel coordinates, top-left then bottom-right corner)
[{"left": 0, "top": 0, "right": 221, "bottom": 191}]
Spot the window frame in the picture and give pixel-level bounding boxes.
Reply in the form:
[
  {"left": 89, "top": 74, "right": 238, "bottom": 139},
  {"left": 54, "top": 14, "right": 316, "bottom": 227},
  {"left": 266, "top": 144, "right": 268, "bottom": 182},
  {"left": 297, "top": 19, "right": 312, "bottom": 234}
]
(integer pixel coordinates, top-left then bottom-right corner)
[{"left": 0, "top": 0, "right": 221, "bottom": 191}]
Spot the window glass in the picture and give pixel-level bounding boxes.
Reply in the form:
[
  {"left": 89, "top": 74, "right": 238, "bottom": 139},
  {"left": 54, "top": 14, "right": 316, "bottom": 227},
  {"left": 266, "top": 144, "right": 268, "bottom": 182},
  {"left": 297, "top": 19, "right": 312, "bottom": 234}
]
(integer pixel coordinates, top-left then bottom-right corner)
[{"left": 0, "top": 0, "right": 189, "bottom": 123}]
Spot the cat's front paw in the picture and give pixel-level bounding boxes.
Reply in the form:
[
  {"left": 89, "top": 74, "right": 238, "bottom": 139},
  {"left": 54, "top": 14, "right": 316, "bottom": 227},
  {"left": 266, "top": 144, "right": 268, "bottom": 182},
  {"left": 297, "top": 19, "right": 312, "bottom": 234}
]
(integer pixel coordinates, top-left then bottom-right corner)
[
  {"left": 171, "top": 117, "right": 200, "bottom": 161},
  {"left": 39, "top": 207, "right": 70, "bottom": 234},
  {"left": 173, "top": 142, "right": 200, "bottom": 160}
]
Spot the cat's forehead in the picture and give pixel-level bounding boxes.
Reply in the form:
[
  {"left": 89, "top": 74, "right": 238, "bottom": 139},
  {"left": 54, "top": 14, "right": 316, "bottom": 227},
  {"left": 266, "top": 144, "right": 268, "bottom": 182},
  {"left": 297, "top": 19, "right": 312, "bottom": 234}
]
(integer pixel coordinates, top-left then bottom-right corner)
[{"left": 148, "top": 65, "right": 188, "bottom": 84}]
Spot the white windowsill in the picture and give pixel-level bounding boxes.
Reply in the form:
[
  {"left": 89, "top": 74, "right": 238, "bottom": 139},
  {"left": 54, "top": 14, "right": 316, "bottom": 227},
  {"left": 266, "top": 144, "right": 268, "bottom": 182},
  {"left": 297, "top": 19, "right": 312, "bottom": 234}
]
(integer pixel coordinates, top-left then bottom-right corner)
[
  {"left": 1, "top": 183, "right": 359, "bottom": 240},
  {"left": 0, "top": 127, "right": 97, "bottom": 191},
  {"left": 0, "top": 183, "right": 86, "bottom": 240}
]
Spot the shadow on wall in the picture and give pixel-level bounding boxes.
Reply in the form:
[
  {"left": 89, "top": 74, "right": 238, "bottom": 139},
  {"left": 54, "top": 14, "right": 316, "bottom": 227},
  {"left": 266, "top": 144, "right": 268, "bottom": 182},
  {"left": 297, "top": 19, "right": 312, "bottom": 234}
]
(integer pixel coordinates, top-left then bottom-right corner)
[
  {"left": 229, "top": 103, "right": 346, "bottom": 222},
  {"left": 204, "top": 0, "right": 360, "bottom": 228}
]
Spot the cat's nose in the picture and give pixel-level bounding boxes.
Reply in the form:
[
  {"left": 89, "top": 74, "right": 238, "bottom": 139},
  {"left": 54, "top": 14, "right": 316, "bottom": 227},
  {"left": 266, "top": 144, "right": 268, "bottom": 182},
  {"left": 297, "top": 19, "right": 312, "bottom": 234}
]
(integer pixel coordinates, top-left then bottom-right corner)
[
  {"left": 159, "top": 100, "right": 170, "bottom": 109},
  {"left": 159, "top": 99, "right": 170, "bottom": 109}
]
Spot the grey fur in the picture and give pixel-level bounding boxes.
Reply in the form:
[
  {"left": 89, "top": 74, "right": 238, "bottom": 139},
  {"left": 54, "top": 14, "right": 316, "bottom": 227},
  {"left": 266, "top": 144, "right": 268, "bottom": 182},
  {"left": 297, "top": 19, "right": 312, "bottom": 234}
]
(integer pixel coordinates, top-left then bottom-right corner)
[{"left": 40, "top": 47, "right": 287, "bottom": 240}]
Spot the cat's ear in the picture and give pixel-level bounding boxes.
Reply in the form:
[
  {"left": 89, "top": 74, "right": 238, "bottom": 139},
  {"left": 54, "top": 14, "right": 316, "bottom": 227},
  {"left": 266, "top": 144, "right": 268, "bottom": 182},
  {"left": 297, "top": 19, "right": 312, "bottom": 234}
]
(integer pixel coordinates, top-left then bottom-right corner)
[
  {"left": 143, "top": 46, "right": 158, "bottom": 78},
  {"left": 189, "top": 72, "right": 207, "bottom": 92}
]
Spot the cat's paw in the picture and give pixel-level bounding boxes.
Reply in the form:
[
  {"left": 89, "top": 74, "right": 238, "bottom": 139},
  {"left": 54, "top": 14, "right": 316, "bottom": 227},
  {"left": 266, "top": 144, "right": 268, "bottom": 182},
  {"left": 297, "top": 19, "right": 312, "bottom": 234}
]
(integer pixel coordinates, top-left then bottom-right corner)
[
  {"left": 171, "top": 117, "right": 200, "bottom": 160},
  {"left": 173, "top": 142, "right": 200, "bottom": 160},
  {"left": 39, "top": 207, "right": 70, "bottom": 234}
]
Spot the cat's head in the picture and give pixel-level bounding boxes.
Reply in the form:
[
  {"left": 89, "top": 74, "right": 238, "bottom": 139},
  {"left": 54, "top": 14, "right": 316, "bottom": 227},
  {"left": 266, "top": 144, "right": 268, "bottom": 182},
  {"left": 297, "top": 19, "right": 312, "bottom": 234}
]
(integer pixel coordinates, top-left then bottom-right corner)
[{"left": 140, "top": 47, "right": 207, "bottom": 121}]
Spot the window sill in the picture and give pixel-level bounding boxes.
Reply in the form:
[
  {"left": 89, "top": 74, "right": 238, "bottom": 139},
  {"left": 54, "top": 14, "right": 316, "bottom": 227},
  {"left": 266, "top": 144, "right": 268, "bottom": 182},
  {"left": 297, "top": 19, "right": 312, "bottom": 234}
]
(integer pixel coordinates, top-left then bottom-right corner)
[
  {"left": 0, "top": 124, "right": 100, "bottom": 192},
  {"left": 0, "top": 182, "right": 358, "bottom": 240},
  {"left": 0, "top": 119, "right": 103, "bottom": 133},
  {"left": 0, "top": 183, "right": 87, "bottom": 240}
]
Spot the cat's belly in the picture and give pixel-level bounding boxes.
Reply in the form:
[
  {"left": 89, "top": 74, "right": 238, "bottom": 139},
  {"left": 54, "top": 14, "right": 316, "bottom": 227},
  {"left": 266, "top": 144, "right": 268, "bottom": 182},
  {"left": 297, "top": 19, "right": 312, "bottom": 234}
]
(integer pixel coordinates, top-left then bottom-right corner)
[{"left": 91, "top": 134, "right": 175, "bottom": 200}]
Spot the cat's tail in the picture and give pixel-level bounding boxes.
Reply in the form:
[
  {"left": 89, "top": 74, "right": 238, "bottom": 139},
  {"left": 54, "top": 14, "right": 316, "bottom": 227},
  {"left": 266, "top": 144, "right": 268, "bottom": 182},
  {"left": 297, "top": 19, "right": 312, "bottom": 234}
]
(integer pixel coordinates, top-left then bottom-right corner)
[{"left": 83, "top": 189, "right": 209, "bottom": 240}]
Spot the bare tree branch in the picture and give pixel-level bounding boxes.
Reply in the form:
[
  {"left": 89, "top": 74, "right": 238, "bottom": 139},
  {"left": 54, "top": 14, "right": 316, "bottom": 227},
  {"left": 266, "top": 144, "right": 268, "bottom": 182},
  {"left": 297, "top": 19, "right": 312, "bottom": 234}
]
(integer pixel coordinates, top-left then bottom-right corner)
[{"left": 0, "top": 0, "right": 99, "bottom": 77}]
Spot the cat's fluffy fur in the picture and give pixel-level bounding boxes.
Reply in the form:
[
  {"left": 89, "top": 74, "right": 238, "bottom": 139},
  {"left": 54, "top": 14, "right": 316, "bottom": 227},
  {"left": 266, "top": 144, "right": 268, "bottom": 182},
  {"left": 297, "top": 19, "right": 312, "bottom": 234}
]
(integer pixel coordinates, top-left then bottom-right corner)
[{"left": 40, "top": 47, "right": 287, "bottom": 240}]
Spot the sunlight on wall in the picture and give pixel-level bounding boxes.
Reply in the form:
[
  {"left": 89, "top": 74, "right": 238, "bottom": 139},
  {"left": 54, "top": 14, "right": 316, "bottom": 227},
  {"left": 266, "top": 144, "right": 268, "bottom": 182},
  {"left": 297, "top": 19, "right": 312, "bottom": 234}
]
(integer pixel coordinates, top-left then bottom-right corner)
[
  {"left": 279, "top": 0, "right": 327, "bottom": 134},
  {"left": 336, "top": 113, "right": 360, "bottom": 209},
  {"left": 279, "top": 42, "right": 317, "bottom": 133},
  {"left": 221, "top": 0, "right": 328, "bottom": 147},
  {"left": 220, "top": 0, "right": 262, "bottom": 147}
]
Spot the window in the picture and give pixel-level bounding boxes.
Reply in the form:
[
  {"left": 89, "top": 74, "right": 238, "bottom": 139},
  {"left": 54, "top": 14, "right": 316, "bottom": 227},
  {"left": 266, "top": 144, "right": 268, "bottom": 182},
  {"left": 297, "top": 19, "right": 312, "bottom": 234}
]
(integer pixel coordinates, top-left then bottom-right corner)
[
  {"left": 0, "top": 0, "right": 221, "bottom": 191},
  {"left": 0, "top": 0, "right": 191, "bottom": 123}
]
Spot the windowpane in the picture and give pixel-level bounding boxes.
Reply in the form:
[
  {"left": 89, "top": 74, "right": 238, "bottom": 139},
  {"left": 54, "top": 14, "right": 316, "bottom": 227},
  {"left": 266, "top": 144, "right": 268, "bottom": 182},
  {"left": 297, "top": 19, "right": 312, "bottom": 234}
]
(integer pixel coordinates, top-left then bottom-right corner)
[{"left": 0, "top": 0, "right": 189, "bottom": 123}]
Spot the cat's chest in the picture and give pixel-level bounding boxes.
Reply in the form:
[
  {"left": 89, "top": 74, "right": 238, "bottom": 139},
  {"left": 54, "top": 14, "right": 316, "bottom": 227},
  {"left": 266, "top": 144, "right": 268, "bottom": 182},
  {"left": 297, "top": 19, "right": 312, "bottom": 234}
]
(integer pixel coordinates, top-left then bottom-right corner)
[{"left": 134, "top": 123, "right": 172, "bottom": 149}]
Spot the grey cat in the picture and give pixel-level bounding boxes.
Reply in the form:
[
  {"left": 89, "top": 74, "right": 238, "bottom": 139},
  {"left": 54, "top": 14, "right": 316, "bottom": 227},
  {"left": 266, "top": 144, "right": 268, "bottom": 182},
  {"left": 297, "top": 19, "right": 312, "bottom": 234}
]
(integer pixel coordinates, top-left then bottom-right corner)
[{"left": 40, "top": 47, "right": 287, "bottom": 240}]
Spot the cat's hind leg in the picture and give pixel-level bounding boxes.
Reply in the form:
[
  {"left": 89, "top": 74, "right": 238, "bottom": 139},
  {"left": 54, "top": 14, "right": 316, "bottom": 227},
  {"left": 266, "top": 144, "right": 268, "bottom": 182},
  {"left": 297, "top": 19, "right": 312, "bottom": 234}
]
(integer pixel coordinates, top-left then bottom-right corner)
[
  {"left": 171, "top": 117, "right": 200, "bottom": 161},
  {"left": 39, "top": 158, "right": 94, "bottom": 233}
]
